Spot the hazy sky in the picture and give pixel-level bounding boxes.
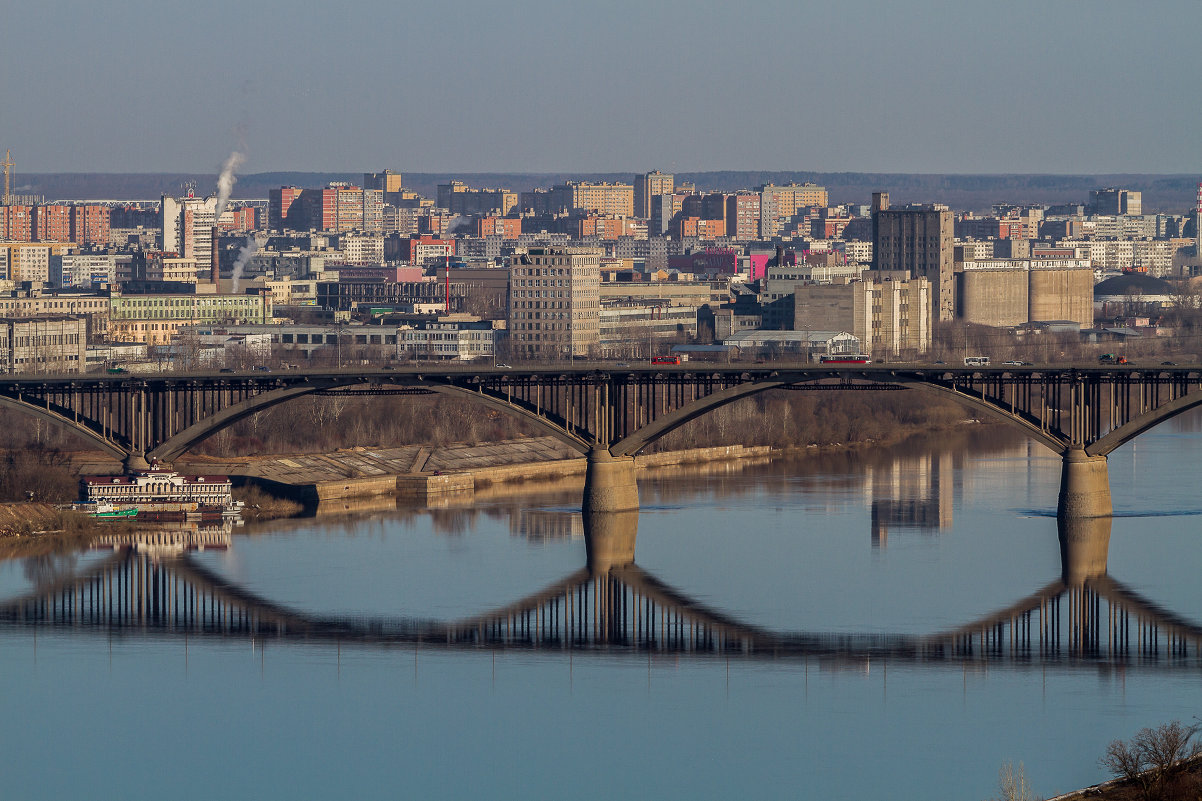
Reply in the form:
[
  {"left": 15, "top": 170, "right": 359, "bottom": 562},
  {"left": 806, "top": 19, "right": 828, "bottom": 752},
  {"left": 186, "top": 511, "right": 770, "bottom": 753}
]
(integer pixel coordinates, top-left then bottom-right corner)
[{"left": 3, "top": 0, "right": 1199, "bottom": 175}]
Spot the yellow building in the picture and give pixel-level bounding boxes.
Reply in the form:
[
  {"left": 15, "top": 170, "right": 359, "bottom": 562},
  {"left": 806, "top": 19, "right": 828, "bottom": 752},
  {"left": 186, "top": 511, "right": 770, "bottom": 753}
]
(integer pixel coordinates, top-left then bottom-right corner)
[
  {"left": 110, "top": 292, "right": 271, "bottom": 345},
  {"left": 759, "top": 183, "right": 828, "bottom": 238},
  {"left": 146, "top": 257, "right": 199, "bottom": 283},
  {"left": 0, "top": 241, "right": 78, "bottom": 283},
  {"left": 0, "top": 291, "right": 110, "bottom": 339},
  {"left": 552, "top": 182, "right": 634, "bottom": 217}
]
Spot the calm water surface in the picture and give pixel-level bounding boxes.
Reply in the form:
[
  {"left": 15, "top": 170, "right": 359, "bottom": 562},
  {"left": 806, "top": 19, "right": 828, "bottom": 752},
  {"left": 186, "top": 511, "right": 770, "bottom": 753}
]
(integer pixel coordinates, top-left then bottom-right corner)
[{"left": 2, "top": 422, "right": 1202, "bottom": 800}]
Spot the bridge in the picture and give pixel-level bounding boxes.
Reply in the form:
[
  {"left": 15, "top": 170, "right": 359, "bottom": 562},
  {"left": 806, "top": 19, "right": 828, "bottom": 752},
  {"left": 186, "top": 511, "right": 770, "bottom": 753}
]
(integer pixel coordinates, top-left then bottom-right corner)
[
  {"left": 1, "top": 511, "right": 1199, "bottom": 668},
  {"left": 3, "top": 362, "right": 1202, "bottom": 517}
]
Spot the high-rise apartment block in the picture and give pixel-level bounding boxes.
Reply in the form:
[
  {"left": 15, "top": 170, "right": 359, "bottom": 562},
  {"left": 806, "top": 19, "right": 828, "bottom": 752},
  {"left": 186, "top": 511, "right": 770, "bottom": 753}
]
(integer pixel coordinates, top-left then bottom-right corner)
[
  {"left": 476, "top": 217, "right": 523, "bottom": 239},
  {"left": 161, "top": 193, "right": 217, "bottom": 276},
  {"left": 508, "top": 246, "right": 601, "bottom": 358},
  {"left": 0, "top": 241, "right": 77, "bottom": 283},
  {"left": 302, "top": 184, "right": 383, "bottom": 233},
  {"left": 650, "top": 193, "right": 689, "bottom": 236},
  {"left": 550, "top": 182, "right": 633, "bottom": 217},
  {"left": 437, "top": 181, "right": 518, "bottom": 215},
  {"left": 759, "top": 183, "right": 828, "bottom": 238},
  {"left": 32, "top": 205, "right": 72, "bottom": 242},
  {"left": 268, "top": 185, "right": 383, "bottom": 233},
  {"left": 1196, "top": 183, "right": 1202, "bottom": 258},
  {"left": 718, "top": 192, "right": 760, "bottom": 241},
  {"left": 634, "top": 171, "right": 674, "bottom": 219},
  {"left": 363, "top": 170, "right": 403, "bottom": 200},
  {"left": 871, "top": 193, "right": 954, "bottom": 322},
  {"left": 1090, "top": 188, "right": 1142, "bottom": 216},
  {"left": 1, "top": 203, "right": 111, "bottom": 246},
  {"left": 70, "top": 204, "right": 110, "bottom": 246},
  {"left": 269, "top": 187, "right": 305, "bottom": 230},
  {"left": 0, "top": 205, "right": 33, "bottom": 241}
]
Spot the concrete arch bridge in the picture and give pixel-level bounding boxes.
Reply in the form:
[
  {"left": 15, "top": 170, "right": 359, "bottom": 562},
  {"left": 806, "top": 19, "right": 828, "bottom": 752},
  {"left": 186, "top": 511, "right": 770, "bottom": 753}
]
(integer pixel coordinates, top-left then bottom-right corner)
[{"left": 1, "top": 363, "right": 1199, "bottom": 517}]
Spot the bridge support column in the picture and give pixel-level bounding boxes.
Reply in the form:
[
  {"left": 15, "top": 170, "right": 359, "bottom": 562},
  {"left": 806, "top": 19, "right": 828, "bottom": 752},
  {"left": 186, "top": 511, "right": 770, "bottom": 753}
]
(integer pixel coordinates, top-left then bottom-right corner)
[
  {"left": 582, "top": 448, "right": 639, "bottom": 514},
  {"left": 123, "top": 452, "right": 151, "bottom": 473},
  {"left": 1058, "top": 515, "right": 1111, "bottom": 584},
  {"left": 584, "top": 509, "right": 639, "bottom": 574},
  {"left": 1057, "top": 449, "right": 1112, "bottom": 519}
]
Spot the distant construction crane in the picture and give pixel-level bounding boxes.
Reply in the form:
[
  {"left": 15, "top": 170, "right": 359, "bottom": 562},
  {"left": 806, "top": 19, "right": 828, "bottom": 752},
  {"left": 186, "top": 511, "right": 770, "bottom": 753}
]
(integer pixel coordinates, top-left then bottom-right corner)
[{"left": 0, "top": 149, "right": 12, "bottom": 205}]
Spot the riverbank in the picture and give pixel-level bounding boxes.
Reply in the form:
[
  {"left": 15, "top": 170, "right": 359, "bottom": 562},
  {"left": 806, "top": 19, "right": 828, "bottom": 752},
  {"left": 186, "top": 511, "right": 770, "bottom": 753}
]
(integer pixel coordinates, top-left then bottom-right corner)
[
  {"left": 1046, "top": 752, "right": 1202, "bottom": 800},
  {"left": 184, "top": 438, "right": 781, "bottom": 510},
  {"left": 0, "top": 503, "right": 103, "bottom": 559}
]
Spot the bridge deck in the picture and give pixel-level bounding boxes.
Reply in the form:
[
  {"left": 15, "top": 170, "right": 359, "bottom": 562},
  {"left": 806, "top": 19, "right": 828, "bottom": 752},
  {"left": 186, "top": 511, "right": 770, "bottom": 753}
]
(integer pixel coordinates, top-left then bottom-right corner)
[{"left": 0, "top": 363, "right": 1198, "bottom": 466}]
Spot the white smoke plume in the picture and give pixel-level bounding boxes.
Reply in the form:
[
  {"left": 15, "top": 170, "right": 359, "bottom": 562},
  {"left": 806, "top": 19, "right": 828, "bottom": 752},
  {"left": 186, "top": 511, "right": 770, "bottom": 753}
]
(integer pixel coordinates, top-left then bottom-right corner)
[
  {"left": 214, "top": 151, "right": 245, "bottom": 218},
  {"left": 231, "top": 235, "right": 259, "bottom": 293}
]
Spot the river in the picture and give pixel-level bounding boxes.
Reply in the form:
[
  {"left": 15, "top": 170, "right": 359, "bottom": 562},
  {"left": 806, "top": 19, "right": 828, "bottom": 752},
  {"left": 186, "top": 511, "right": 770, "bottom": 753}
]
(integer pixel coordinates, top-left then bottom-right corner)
[{"left": 1, "top": 420, "right": 1201, "bottom": 800}]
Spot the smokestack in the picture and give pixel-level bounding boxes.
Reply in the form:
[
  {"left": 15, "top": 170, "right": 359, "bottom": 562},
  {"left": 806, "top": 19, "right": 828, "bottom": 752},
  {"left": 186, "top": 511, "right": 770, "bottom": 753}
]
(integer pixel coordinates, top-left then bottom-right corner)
[{"left": 211, "top": 226, "right": 220, "bottom": 286}]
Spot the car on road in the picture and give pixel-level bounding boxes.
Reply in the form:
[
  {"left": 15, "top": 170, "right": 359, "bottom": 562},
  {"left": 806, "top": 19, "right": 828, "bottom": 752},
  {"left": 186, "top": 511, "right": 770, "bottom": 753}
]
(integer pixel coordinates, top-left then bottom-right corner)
[
  {"left": 1001, "top": 360, "right": 1031, "bottom": 366},
  {"left": 495, "top": 363, "right": 512, "bottom": 369}
]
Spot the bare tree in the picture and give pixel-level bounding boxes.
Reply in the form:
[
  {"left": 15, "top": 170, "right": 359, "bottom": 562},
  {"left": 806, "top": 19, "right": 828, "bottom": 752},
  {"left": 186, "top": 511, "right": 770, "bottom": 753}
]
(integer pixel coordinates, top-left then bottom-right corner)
[
  {"left": 1100, "top": 720, "right": 1202, "bottom": 800},
  {"left": 992, "top": 761, "right": 1039, "bottom": 801}
]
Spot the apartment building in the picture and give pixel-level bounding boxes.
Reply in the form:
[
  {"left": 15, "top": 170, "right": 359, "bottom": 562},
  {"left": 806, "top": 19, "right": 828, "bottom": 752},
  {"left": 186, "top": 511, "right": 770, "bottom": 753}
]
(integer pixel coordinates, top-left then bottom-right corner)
[
  {"left": 634, "top": 171, "right": 674, "bottom": 219},
  {"left": 161, "top": 194, "right": 217, "bottom": 276},
  {"left": 550, "top": 182, "right": 634, "bottom": 217},
  {"left": 872, "top": 193, "right": 955, "bottom": 322},
  {"left": 50, "top": 253, "right": 117, "bottom": 289},
  {"left": 508, "top": 246, "right": 602, "bottom": 358},
  {"left": 0, "top": 241, "right": 77, "bottom": 283},
  {"left": 720, "top": 192, "right": 759, "bottom": 241},
  {"left": 759, "top": 183, "right": 828, "bottom": 238},
  {"left": 437, "top": 181, "right": 518, "bottom": 216}
]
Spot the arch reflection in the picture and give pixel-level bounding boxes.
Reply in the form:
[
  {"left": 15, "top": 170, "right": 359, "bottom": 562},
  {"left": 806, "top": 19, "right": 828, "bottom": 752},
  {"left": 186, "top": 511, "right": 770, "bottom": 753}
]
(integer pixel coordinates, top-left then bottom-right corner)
[{"left": 0, "top": 512, "right": 1199, "bottom": 668}]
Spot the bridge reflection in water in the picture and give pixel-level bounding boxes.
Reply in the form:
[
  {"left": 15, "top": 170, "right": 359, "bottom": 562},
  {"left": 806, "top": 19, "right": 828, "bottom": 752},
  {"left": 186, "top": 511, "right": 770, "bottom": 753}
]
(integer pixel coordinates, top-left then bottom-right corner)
[{"left": 1, "top": 512, "right": 1199, "bottom": 668}]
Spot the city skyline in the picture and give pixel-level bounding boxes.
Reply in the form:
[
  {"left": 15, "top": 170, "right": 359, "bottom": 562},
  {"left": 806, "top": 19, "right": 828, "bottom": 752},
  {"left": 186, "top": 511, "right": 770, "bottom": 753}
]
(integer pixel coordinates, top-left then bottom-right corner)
[{"left": 3, "top": 0, "right": 1199, "bottom": 175}]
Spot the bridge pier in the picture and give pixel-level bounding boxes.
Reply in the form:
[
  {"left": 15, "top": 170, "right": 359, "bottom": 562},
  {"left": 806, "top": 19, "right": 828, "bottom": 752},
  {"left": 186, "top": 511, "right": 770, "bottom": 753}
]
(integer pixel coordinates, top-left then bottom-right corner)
[
  {"left": 582, "top": 448, "right": 639, "bottom": 514},
  {"left": 583, "top": 509, "right": 639, "bottom": 574},
  {"left": 1058, "top": 515, "right": 1111, "bottom": 584},
  {"left": 123, "top": 452, "right": 151, "bottom": 473},
  {"left": 1057, "top": 449, "right": 1112, "bottom": 519}
]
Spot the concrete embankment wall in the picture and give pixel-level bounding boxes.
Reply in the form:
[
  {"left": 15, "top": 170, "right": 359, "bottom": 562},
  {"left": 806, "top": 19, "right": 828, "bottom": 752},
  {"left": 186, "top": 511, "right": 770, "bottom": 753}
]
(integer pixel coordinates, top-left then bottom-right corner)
[{"left": 240, "top": 444, "right": 778, "bottom": 504}]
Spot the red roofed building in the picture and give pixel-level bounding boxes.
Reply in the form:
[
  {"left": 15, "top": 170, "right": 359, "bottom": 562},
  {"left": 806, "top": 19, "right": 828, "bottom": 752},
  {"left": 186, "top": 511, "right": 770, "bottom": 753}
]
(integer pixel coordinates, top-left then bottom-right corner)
[{"left": 80, "top": 466, "right": 235, "bottom": 513}]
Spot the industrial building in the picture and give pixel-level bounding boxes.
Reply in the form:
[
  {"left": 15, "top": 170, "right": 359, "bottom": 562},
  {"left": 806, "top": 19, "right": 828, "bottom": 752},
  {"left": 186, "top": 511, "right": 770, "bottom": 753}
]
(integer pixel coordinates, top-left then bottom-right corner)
[{"left": 793, "top": 276, "right": 931, "bottom": 356}]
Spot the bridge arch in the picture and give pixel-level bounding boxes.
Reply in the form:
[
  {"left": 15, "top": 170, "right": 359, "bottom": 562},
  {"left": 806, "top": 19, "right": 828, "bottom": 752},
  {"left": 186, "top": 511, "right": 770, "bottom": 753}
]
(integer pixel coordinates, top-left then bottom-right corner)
[
  {"left": 1086, "top": 392, "right": 1202, "bottom": 457},
  {"left": 611, "top": 378, "right": 790, "bottom": 456},
  {"left": 0, "top": 394, "right": 128, "bottom": 461},
  {"left": 148, "top": 376, "right": 593, "bottom": 464},
  {"left": 610, "top": 372, "right": 1070, "bottom": 458}
]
